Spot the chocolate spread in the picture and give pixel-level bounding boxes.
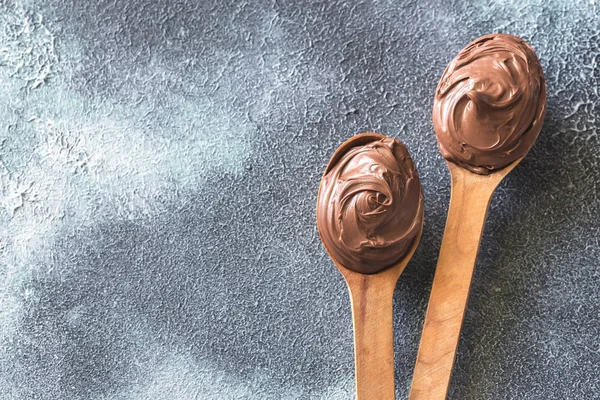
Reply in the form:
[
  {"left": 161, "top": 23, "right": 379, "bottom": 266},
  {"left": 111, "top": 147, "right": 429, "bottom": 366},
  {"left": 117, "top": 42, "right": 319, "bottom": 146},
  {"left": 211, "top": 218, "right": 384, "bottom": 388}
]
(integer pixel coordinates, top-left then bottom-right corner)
[
  {"left": 317, "top": 136, "right": 423, "bottom": 274},
  {"left": 433, "top": 34, "right": 546, "bottom": 174}
]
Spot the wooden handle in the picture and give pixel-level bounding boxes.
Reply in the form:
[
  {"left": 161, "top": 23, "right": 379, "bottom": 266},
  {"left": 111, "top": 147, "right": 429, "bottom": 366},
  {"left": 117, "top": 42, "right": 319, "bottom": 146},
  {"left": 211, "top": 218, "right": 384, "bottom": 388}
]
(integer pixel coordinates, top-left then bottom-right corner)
[
  {"left": 409, "top": 164, "right": 505, "bottom": 400},
  {"left": 345, "top": 267, "right": 400, "bottom": 400}
]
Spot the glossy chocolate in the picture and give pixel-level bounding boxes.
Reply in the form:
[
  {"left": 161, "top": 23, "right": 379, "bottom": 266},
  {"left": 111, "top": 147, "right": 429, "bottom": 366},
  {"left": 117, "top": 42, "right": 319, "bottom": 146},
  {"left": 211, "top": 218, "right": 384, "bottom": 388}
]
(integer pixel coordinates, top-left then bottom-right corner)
[
  {"left": 317, "top": 136, "right": 423, "bottom": 274},
  {"left": 433, "top": 34, "right": 546, "bottom": 174}
]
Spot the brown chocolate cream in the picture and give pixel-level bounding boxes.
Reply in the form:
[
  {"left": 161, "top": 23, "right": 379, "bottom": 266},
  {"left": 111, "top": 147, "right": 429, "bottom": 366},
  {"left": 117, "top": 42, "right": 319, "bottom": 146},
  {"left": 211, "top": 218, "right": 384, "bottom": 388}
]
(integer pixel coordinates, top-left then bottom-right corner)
[
  {"left": 433, "top": 33, "right": 546, "bottom": 174},
  {"left": 317, "top": 137, "right": 423, "bottom": 274}
]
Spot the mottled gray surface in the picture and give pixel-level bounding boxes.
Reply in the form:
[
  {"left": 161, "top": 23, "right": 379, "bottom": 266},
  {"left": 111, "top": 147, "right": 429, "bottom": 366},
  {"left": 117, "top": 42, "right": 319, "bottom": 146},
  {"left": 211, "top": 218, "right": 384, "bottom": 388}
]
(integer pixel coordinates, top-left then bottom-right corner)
[{"left": 0, "top": 0, "right": 598, "bottom": 399}]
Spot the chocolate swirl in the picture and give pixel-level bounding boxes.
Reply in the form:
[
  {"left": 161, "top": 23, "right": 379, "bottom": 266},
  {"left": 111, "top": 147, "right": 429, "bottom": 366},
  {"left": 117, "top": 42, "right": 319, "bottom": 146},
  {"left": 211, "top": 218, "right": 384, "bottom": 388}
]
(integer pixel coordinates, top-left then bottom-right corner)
[
  {"left": 317, "top": 137, "right": 423, "bottom": 274},
  {"left": 433, "top": 34, "right": 546, "bottom": 174}
]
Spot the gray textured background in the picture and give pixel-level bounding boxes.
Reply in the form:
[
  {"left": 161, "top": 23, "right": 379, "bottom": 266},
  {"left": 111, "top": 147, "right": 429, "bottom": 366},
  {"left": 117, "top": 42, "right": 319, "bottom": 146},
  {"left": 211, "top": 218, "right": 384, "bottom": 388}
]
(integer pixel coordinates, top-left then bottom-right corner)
[{"left": 0, "top": 0, "right": 598, "bottom": 399}]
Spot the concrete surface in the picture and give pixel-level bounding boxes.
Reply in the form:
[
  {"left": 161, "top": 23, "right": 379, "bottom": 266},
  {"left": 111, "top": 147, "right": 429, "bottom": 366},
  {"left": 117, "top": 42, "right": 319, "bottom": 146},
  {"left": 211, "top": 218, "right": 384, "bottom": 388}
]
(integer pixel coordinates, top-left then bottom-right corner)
[{"left": 0, "top": 0, "right": 598, "bottom": 399}]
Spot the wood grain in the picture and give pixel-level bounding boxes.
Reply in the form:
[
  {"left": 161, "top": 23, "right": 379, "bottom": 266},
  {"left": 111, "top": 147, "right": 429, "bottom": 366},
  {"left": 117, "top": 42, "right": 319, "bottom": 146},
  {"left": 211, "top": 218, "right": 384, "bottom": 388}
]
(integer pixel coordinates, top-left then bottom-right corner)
[
  {"left": 409, "top": 160, "right": 519, "bottom": 400},
  {"left": 343, "top": 265, "right": 403, "bottom": 399}
]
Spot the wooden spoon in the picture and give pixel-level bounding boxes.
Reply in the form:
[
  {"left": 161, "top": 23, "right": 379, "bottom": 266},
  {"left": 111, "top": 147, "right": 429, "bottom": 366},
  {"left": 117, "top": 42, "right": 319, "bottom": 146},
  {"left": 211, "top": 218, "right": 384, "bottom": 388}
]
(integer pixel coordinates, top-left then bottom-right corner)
[
  {"left": 409, "top": 33, "right": 545, "bottom": 399},
  {"left": 317, "top": 133, "right": 424, "bottom": 400},
  {"left": 408, "top": 158, "right": 522, "bottom": 400}
]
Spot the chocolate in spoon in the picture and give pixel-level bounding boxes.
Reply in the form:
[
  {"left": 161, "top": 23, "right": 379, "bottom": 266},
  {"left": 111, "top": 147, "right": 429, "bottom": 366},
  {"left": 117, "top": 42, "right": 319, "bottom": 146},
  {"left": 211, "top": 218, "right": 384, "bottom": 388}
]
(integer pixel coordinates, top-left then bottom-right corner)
[
  {"left": 317, "top": 133, "right": 424, "bottom": 399},
  {"left": 410, "top": 34, "right": 546, "bottom": 399}
]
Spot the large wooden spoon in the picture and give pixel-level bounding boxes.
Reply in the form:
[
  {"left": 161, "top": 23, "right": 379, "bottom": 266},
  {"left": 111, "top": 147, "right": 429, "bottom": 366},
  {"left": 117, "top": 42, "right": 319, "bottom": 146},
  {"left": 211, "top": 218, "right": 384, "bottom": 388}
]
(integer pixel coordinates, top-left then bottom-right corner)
[
  {"left": 317, "top": 133, "right": 424, "bottom": 400},
  {"left": 409, "top": 33, "right": 546, "bottom": 399}
]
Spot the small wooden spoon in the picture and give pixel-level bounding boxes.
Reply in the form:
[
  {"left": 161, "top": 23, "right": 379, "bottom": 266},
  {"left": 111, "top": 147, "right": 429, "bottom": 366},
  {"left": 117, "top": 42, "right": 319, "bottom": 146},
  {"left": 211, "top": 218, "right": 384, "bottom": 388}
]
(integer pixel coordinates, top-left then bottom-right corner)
[
  {"left": 408, "top": 158, "right": 521, "bottom": 400},
  {"left": 317, "top": 133, "right": 424, "bottom": 400}
]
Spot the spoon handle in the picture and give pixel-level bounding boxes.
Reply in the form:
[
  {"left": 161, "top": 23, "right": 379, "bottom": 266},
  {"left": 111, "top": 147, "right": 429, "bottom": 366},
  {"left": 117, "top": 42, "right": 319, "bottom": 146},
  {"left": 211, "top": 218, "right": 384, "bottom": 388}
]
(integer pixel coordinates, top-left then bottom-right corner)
[
  {"left": 345, "top": 269, "right": 400, "bottom": 400},
  {"left": 409, "top": 165, "right": 502, "bottom": 400}
]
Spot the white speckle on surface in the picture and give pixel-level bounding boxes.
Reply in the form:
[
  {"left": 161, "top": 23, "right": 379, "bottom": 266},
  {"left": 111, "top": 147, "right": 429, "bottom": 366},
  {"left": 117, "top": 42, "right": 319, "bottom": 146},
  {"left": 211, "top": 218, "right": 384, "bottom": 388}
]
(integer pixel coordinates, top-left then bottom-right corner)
[
  {"left": 0, "top": 1, "right": 57, "bottom": 89},
  {"left": 0, "top": 4, "right": 256, "bottom": 397}
]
